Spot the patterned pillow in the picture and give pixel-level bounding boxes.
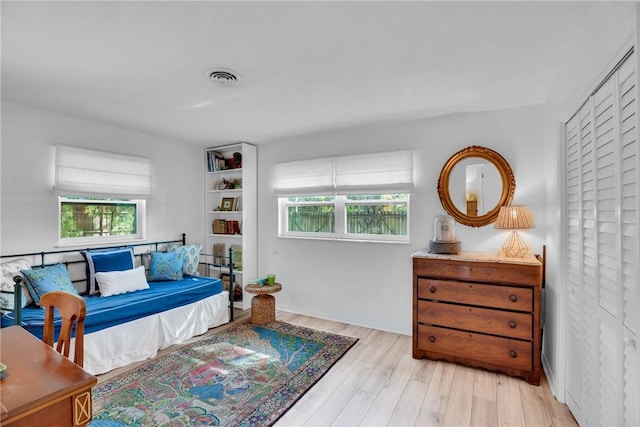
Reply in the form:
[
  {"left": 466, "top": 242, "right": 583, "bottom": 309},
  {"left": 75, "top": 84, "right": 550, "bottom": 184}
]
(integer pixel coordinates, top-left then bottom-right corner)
[
  {"left": 82, "top": 248, "right": 135, "bottom": 294},
  {"left": 167, "top": 243, "right": 202, "bottom": 276},
  {"left": 21, "top": 263, "right": 80, "bottom": 306},
  {"left": 1, "top": 259, "right": 33, "bottom": 311},
  {"left": 148, "top": 252, "right": 184, "bottom": 281}
]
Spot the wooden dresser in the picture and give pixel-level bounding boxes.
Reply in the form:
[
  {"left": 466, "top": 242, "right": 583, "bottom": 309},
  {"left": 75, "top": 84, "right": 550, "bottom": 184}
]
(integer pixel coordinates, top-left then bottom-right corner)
[{"left": 412, "top": 250, "right": 543, "bottom": 385}]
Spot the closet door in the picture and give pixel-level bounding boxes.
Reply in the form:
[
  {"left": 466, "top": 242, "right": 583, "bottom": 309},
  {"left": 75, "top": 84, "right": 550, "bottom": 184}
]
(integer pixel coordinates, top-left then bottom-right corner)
[
  {"left": 594, "top": 72, "right": 624, "bottom": 427},
  {"left": 564, "top": 49, "right": 639, "bottom": 426},
  {"left": 564, "top": 105, "right": 587, "bottom": 421},
  {"left": 618, "top": 52, "right": 639, "bottom": 427}
]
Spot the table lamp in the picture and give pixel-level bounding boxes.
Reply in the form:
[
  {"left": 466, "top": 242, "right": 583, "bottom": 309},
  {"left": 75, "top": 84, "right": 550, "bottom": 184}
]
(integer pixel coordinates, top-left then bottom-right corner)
[{"left": 494, "top": 205, "right": 535, "bottom": 257}]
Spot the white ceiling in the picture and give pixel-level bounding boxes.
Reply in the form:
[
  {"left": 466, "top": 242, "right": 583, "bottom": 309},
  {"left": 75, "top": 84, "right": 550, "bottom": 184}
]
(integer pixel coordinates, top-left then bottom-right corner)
[{"left": 1, "top": 1, "right": 592, "bottom": 146}]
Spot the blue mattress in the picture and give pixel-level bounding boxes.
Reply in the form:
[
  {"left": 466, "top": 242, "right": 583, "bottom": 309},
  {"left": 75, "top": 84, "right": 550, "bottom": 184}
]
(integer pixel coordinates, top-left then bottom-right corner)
[{"left": 3, "top": 276, "right": 223, "bottom": 340}]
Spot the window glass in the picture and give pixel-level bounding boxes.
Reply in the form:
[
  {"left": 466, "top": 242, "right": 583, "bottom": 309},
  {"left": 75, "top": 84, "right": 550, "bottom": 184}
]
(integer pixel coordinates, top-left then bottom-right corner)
[
  {"left": 59, "top": 197, "right": 145, "bottom": 245},
  {"left": 279, "top": 194, "right": 409, "bottom": 242},
  {"left": 283, "top": 196, "right": 335, "bottom": 235},
  {"left": 344, "top": 194, "right": 408, "bottom": 237}
]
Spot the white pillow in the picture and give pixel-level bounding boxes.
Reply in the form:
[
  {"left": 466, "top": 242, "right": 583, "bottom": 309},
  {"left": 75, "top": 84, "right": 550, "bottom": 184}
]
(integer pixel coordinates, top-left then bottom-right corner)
[{"left": 96, "top": 266, "right": 149, "bottom": 297}]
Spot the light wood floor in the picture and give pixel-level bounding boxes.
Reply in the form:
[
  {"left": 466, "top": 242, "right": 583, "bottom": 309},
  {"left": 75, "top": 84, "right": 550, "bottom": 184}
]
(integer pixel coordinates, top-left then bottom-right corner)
[{"left": 97, "top": 309, "right": 578, "bottom": 427}]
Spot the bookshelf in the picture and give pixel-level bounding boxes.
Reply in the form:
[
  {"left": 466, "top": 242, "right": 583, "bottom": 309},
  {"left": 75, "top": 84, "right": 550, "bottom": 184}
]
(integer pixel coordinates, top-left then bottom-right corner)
[{"left": 205, "top": 143, "right": 256, "bottom": 310}]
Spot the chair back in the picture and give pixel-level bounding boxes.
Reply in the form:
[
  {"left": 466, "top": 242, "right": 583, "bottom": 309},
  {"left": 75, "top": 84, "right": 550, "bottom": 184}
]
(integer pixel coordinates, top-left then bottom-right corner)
[{"left": 40, "top": 291, "right": 87, "bottom": 368}]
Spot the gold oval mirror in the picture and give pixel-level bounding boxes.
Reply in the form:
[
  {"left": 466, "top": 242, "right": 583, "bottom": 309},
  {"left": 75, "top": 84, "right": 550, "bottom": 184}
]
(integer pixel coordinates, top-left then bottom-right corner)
[{"left": 437, "top": 146, "right": 515, "bottom": 227}]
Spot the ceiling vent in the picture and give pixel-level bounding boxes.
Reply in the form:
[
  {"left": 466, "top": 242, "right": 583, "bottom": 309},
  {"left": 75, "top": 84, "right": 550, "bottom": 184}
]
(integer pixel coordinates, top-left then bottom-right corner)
[{"left": 207, "top": 67, "right": 241, "bottom": 86}]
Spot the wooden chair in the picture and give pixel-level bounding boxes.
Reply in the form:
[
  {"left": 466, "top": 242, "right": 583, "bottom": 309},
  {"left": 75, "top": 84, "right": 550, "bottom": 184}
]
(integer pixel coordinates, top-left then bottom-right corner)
[{"left": 40, "top": 290, "right": 87, "bottom": 368}]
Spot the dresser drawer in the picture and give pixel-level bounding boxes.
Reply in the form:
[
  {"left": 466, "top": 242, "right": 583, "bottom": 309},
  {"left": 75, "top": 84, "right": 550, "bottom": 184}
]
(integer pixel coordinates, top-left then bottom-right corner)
[
  {"left": 418, "top": 278, "right": 532, "bottom": 312},
  {"left": 412, "top": 257, "right": 541, "bottom": 286},
  {"left": 417, "top": 324, "right": 533, "bottom": 371},
  {"left": 417, "top": 300, "right": 533, "bottom": 340}
]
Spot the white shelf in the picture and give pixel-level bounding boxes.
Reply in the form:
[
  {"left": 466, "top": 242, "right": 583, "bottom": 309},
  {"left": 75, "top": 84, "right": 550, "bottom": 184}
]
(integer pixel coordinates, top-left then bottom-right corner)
[
  {"left": 207, "top": 189, "right": 242, "bottom": 194},
  {"left": 205, "top": 143, "right": 256, "bottom": 311},
  {"left": 208, "top": 211, "right": 243, "bottom": 214}
]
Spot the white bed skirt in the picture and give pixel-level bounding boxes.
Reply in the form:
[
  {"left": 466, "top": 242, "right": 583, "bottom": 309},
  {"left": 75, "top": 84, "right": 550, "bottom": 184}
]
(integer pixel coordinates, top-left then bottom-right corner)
[{"left": 78, "top": 291, "right": 230, "bottom": 375}]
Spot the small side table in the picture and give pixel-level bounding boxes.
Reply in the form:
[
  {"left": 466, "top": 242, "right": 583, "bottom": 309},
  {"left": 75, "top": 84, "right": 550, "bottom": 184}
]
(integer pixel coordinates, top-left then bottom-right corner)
[{"left": 244, "top": 282, "right": 282, "bottom": 324}]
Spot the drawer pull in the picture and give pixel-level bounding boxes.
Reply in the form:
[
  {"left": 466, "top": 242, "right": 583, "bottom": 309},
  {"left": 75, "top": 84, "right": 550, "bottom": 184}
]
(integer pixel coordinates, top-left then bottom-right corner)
[
  {"left": 508, "top": 321, "right": 517, "bottom": 328},
  {"left": 509, "top": 294, "right": 518, "bottom": 302},
  {"left": 429, "top": 286, "right": 437, "bottom": 293},
  {"left": 428, "top": 336, "right": 436, "bottom": 343},
  {"left": 509, "top": 350, "right": 518, "bottom": 358}
]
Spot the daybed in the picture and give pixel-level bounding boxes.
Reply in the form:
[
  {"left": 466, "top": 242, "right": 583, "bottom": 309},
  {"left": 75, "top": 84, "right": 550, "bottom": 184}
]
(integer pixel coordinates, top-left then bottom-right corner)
[{"left": 0, "top": 235, "right": 232, "bottom": 375}]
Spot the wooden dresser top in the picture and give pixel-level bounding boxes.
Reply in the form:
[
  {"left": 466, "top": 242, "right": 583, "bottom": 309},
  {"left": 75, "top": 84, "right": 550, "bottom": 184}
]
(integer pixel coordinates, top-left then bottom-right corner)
[{"left": 411, "top": 250, "right": 541, "bottom": 266}]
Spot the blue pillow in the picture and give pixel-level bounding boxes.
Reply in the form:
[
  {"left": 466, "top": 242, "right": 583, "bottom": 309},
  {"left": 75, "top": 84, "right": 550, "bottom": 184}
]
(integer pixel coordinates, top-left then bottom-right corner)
[
  {"left": 167, "top": 243, "right": 202, "bottom": 276},
  {"left": 83, "top": 248, "right": 135, "bottom": 294},
  {"left": 21, "top": 263, "right": 80, "bottom": 306},
  {"left": 148, "top": 252, "right": 184, "bottom": 281}
]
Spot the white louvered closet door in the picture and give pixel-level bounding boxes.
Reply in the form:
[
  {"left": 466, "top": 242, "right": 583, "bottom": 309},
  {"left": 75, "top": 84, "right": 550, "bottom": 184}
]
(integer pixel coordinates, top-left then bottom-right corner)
[
  {"left": 564, "top": 49, "right": 639, "bottom": 426},
  {"left": 565, "top": 104, "right": 586, "bottom": 422},
  {"left": 619, "top": 53, "right": 639, "bottom": 427}
]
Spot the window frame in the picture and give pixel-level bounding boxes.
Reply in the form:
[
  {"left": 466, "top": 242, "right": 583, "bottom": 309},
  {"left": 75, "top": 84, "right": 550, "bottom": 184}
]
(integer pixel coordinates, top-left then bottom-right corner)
[
  {"left": 279, "top": 196, "right": 337, "bottom": 240},
  {"left": 57, "top": 196, "right": 146, "bottom": 246},
  {"left": 278, "top": 193, "right": 410, "bottom": 243}
]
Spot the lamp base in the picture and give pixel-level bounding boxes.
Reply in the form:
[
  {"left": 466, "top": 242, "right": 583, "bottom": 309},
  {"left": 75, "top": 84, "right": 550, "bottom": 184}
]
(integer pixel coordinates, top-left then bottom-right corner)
[{"left": 502, "top": 231, "right": 529, "bottom": 258}]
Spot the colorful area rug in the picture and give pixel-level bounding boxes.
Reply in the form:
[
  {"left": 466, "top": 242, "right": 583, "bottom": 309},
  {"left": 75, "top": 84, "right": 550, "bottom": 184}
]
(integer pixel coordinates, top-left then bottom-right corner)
[{"left": 90, "top": 321, "right": 358, "bottom": 427}]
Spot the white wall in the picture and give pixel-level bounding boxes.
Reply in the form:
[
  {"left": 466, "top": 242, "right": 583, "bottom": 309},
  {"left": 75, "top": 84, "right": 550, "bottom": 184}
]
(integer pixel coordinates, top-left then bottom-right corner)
[
  {"left": 258, "top": 104, "right": 547, "bottom": 335},
  {"left": 0, "top": 102, "right": 205, "bottom": 255},
  {"left": 540, "top": 2, "right": 638, "bottom": 400}
]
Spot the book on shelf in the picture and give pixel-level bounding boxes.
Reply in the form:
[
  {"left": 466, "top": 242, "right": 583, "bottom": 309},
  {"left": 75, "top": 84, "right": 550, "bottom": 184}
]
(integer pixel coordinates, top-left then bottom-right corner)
[
  {"left": 213, "top": 219, "right": 227, "bottom": 234},
  {"left": 212, "top": 219, "right": 241, "bottom": 235},
  {"left": 207, "top": 151, "right": 226, "bottom": 172},
  {"left": 231, "top": 245, "right": 243, "bottom": 271},
  {"left": 213, "top": 243, "right": 226, "bottom": 265},
  {"left": 228, "top": 220, "right": 241, "bottom": 235}
]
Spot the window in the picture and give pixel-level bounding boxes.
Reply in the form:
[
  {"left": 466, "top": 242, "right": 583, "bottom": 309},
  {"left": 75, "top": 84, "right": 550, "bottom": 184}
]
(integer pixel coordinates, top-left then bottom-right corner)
[
  {"left": 280, "top": 194, "right": 409, "bottom": 242},
  {"left": 274, "top": 150, "right": 413, "bottom": 243},
  {"left": 344, "top": 194, "right": 408, "bottom": 238},
  {"left": 281, "top": 196, "right": 336, "bottom": 238},
  {"left": 59, "top": 197, "right": 145, "bottom": 245},
  {"left": 54, "top": 145, "right": 152, "bottom": 245}
]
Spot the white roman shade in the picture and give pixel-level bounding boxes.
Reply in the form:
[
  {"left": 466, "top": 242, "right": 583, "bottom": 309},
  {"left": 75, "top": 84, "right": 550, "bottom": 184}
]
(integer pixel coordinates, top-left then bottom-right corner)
[
  {"left": 273, "top": 157, "right": 334, "bottom": 196},
  {"left": 334, "top": 150, "right": 413, "bottom": 194},
  {"left": 54, "top": 145, "right": 152, "bottom": 198},
  {"left": 273, "top": 150, "right": 413, "bottom": 196}
]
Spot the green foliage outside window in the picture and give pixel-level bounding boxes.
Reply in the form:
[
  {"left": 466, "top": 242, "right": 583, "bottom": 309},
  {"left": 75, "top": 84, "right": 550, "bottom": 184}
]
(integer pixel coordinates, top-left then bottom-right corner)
[
  {"left": 345, "top": 203, "right": 407, "bottom": 235},
  {"left": 60, "top": 198, "right": 137, "bottom": 238},
  {"left": 285, "top": 194, "right": 408, "bottom": 236},
  {"left": 288, "top": 206, "right": 335, "bottom": 233}
]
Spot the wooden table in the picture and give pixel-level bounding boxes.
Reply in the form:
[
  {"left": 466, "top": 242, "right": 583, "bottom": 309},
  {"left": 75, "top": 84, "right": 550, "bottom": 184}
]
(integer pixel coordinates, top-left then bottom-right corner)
[
  {"left": 245, "top": 282, "right": 282, "bottom": 324},
  {"left": 0, "top": 326, "right": 97, "bottom": 426}
]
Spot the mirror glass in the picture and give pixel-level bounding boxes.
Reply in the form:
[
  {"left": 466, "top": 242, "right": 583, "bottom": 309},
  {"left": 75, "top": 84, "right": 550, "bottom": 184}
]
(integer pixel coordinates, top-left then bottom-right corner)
[{"left": 437, "top": 146, "right": 515, "bottom": 227}]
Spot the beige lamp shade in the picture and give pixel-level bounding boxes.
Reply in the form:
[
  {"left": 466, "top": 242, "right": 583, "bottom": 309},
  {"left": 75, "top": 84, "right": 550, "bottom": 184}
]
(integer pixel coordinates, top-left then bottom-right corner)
[
  {"left": 495, "top": 205, "right": 535, "bottom": 257},
  {"left": 495, "top": 205, "right": 535, "bottom": 230}
]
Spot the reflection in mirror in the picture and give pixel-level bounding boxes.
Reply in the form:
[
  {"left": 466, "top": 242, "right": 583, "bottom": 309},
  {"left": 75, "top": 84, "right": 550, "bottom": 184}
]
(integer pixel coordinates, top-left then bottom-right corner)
[
  {"left": 448, "top": 159, "right": 502, "bottom": 217},
  {"left": 437, "top": 146, "right": 516, "bottom": 227},
  {"left": 465, "top": 164, "right": 483, "bottom": 216}
]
